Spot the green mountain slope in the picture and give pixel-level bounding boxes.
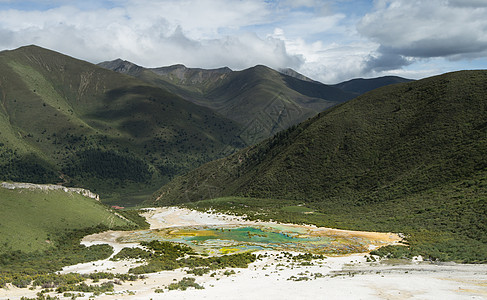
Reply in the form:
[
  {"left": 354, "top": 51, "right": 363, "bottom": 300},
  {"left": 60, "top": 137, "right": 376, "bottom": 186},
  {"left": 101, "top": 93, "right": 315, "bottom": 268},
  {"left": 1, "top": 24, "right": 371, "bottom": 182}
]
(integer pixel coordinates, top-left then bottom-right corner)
[
  {"left": 0, "top": 183, "right": 148, "bottom": 277},
  {"left": 153, "top": 70, "right": 487, "bottom": 262},
  {"left": 99, "top": 61, "right": 357, "bottom": 144},
  {"left": 0, "top": 45, "right": 245, "bottom": 204},
  {"left": 0, "top": 184, "right": 130, "bottom": 254}
]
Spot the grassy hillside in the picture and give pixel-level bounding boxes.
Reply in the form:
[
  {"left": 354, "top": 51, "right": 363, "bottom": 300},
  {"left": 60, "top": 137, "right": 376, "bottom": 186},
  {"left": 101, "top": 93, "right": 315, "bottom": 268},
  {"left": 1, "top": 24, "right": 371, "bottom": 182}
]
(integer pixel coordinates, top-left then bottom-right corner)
[
  {"left": 0, "top": 184, "right": 150, "bottom": 278},
  {"left": 99, "top": 61, "right": 357, "bottom": 144},
  {"left": 0, "top": 186, "right": 130, "bottom": 254},
  {"left": 0, "top": 45, "right": 245, "bottom": 204},
  {"left": 153, "top": 70, "right": 487, "bottom": 262}
]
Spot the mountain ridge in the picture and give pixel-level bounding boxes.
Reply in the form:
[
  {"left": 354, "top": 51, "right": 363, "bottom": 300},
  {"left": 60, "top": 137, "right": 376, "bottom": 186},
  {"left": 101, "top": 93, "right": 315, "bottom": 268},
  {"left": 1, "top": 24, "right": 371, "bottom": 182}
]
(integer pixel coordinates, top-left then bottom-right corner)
[
  {"left": 99, "top": 60, "right": 360, "bottom": 143},
  {"left": 332, "top": 76, "right": 413, "bottom": 95},
  {"left": 100, "top": 59, "right": 412, "bottom": 144}
]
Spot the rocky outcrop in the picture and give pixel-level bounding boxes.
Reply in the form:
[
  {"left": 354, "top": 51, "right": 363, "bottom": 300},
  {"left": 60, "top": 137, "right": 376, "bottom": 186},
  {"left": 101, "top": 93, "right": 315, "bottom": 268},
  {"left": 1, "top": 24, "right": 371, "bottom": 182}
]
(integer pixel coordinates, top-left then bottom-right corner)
[{"left": 1, "top": 182, "right": 100, "bottom": 201}]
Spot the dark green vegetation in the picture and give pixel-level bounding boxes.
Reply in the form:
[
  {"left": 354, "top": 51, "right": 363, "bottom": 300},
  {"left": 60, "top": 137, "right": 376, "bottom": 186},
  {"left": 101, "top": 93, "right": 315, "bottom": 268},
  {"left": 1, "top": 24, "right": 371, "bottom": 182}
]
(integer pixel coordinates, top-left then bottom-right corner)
[
  {"left": 184, "top": 197, "right": 325, "bottom": 225},
  {"left": 0, "top": 271, "right": 139, "bottom": 292},
  {"left": 119, "top": 240, "right": 256, "bottom": 275},
  {"left": 154, "top": 70, "right": 487, "bottom": 262},
  {"left": 115, "top": 209, "right": 150, "bottom": 229},
  {"left": 0, "top": 226, "right": 112, "bottom": 280},
  {"left": 110, "top": 247, "right": 152, "bottom": 261},
  {"left": 0, "top": 45, "right": 245, "bottom": 205},
  {"left": 167, "top": 277, "right": 204, "bottom": 291},
  {"left": 331, "top": 76, "right": 412, "bottom": 95},
  {"left": 99, "top": 60, "right": 358, "bottom": 144}
]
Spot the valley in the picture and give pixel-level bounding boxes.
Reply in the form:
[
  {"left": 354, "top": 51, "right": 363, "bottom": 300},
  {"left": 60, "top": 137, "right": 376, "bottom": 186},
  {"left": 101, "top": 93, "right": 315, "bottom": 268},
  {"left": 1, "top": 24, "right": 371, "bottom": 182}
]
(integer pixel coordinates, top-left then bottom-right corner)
[
  {"left": 1, "top": 206, "right": 486, "bottom": 299},
  {"left": 0, "top": 46, "right": 406, "bottom": 206},
  {"left": 154, "top": 70, "right": 487, "bottom": 263},
  {"left": 0, "top": 45, "right": 485, "bottom": 299}
]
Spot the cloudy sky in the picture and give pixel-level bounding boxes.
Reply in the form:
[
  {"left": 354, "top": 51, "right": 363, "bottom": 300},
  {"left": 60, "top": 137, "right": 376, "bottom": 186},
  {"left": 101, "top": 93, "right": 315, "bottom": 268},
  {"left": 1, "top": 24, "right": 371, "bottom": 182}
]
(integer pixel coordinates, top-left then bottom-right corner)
[{"left": 0, "top": 0, "right": 486, "bottom": 83}]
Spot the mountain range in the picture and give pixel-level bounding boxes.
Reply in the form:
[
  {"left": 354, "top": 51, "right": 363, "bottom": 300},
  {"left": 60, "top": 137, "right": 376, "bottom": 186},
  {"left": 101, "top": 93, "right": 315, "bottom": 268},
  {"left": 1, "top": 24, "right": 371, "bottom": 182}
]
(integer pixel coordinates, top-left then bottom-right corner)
[
  {"left": 99, "top": 59, "right": 410, "bottom": 144},
  {"left": 0, "top": 45, "right": 410, "bottom": 204}
]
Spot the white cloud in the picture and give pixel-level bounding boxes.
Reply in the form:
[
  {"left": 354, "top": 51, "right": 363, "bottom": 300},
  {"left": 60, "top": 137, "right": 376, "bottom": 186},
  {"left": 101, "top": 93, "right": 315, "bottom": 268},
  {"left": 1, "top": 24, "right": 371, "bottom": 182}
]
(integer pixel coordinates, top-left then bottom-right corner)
[
  {"left": 0, "top": 0, "right": 485, "bottom": 84},
  {"left": 0, "top": 1, "right": 303, "bottom": 70},
  {"left": 122, "top": 0, "right": 272, "bottom": 40},
  {"left": 283, "top": 36, "right": 376, "bottom": 83},
  {"left": 358, "top": 0, "right": 487, "bottom": 71},
  {"left": 266, "top": 4, "right": 375, "bottom": 83}
]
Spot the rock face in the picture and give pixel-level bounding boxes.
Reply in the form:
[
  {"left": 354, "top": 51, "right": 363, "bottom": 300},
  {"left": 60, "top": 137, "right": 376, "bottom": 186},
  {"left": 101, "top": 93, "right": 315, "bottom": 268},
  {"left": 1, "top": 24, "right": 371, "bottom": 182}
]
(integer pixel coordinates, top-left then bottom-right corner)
[{"left": 1, "top": 182, "right": 100, "bottom": 201}]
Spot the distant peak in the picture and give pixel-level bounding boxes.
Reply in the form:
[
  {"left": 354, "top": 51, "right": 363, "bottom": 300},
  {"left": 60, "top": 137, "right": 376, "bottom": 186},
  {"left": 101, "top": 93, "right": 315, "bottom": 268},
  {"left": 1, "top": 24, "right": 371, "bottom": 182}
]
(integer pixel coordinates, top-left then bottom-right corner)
[
  {"left": 149, "top": 64, "right": 233, "bottom": 79},
  {"left": 161, "top": 64, "right": 232, "bottom": 73},
  {"left": 252, "top": 64, "right": 272, "bottom": 70},
  {"left": 278, "top": 68, "right": 316, "bottom": 83},
  {"left": 214, "top": 66, "right": 232, "bottom": 73},
  {"left": 164, "top": 64, "right": 189, "bottom": 71},
  {"left": 11, "top": 44, "right": 53, "bottom": 54},
  {"left": 97, "top": 59, "right": 143, "bottom": 74},
  {"left": 242, "top": 65, "right": 275, "bottom": 74},
  {"left": 18, "top": 44, "right": 41, "bottom": 50}
]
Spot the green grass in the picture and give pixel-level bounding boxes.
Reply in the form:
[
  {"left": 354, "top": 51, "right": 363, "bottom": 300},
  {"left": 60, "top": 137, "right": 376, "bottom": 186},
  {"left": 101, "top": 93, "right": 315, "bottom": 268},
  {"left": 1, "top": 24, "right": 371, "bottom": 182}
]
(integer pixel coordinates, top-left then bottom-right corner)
[
  {"left": 0, "top": 185, "right": 153, "bottom": 287},
  {"left": 7, "top": 60, "right": 84, "bottom": 122},
  {"left": 0, "top": 187, "right": 130, "bottom": 254}
]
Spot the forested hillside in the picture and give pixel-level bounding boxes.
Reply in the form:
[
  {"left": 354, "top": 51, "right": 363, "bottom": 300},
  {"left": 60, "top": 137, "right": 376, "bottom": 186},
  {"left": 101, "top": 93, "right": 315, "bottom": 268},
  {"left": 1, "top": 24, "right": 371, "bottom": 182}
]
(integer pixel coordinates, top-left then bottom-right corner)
[{"left": 153, "top": 70, "right": 487, "bottom": 262}]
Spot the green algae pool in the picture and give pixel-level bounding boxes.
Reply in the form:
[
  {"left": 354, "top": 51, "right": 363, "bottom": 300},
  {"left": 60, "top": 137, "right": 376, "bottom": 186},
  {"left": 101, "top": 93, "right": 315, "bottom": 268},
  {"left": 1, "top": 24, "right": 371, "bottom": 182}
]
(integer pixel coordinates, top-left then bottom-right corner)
[{"left": 119, "top": 224, "right": 378, "bottom": 255}]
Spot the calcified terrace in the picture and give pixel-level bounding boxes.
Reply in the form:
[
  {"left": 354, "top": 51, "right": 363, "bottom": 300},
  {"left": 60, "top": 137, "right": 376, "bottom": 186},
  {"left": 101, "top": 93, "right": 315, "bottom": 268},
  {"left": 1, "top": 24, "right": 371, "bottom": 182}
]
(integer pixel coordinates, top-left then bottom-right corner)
[
  {"left": 119, "top": 223, "right": 396, "bottom": 256},
  {"left": 108, "top": 207, "right": 401, "bottom": 256}
]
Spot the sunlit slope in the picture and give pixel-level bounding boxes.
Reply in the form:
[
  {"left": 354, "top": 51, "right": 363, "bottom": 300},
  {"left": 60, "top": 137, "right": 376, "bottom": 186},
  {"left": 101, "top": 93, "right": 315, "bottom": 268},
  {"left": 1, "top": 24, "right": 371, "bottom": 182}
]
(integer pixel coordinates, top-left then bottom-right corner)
[
  {"left": 0, "top": 45, "right": 245, "bottom": 202},
  {"left": 0, "top": 186, "right": 130, "bottom": 254}
]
